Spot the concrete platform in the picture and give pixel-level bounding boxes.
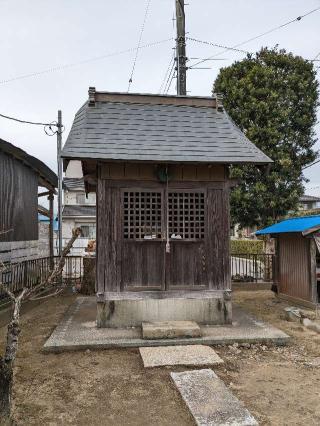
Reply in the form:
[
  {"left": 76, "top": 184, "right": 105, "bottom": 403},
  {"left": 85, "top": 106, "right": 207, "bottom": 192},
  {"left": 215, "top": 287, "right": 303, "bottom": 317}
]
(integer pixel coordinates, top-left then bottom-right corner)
[
  {"left": 140, "top": 345, "right": 223, "bottom": 368},
  {"left": 43, "top": 297, "right": 290, "bottom": 353},
  {"left": 142, "top": 321, "right": 202, "bottom": 339},
  {"left": 171, "top": 369, "right": 258, "bottom": 426}
]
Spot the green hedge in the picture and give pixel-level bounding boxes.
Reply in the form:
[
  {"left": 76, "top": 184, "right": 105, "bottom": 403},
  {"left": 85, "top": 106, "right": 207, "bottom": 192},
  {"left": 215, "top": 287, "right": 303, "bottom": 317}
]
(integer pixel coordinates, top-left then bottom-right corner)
[{"left": 230, "top": 239, "right": 264, "bottom": 254}]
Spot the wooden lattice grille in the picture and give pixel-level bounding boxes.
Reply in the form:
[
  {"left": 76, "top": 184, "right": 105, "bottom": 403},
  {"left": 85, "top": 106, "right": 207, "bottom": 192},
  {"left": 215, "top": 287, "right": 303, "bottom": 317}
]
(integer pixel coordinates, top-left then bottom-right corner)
[
  {"left": 123, "top": 191, "right": 162, "bottom": 240},
  {"left": 168, "top": 192, "right": 205, "bottom": 240}
]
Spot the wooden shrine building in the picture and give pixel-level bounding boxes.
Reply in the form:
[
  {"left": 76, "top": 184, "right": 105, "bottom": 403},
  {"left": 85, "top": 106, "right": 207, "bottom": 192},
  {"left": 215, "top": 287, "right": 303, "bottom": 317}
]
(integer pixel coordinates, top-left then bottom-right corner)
[{"left": 62, "top": 88, "right": 272, "bottom": 327}]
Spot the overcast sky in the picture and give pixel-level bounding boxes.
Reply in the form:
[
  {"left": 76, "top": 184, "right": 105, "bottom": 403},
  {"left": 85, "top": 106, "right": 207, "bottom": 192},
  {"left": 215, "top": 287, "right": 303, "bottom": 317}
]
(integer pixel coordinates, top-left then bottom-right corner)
[{"left": 1, "top": 0, "right": 320, "bottom": 195}]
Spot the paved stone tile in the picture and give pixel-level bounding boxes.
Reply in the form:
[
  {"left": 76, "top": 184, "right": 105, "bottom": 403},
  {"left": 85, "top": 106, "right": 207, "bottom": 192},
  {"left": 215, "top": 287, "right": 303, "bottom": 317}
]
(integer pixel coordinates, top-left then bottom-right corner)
[
  {"left": 171, "top": 369, "right": 258, "bottom": 426},
  {"left": 142, "top": 321, "right": 201, "bottom": 339},
  {"left": 139, "top": 345, "right": 223, "bottom": 367}
]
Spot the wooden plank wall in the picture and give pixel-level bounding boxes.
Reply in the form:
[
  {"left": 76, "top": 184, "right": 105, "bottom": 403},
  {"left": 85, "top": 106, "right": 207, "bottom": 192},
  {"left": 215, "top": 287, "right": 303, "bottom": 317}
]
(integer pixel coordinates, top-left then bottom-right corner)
[
  {"left": 0, "top": 151, "right": 38, "bottom": 242},
  {"left": 96, "top": 162, "right": 231, "bottom": 294},
  {"left": 278, "top": 234, "right": 311, "bottom": 301}
]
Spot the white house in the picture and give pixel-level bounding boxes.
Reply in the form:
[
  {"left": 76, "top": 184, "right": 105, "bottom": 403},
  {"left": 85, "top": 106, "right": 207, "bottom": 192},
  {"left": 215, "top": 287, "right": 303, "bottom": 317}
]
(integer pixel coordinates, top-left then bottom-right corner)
[{"left": 60, "top": 160, "right": 96, "bottom": 255}]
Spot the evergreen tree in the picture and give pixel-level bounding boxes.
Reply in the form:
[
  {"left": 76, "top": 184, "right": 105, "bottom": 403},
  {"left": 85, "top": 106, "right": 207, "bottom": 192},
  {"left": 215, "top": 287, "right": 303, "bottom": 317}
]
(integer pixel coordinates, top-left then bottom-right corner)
[{"left": 214, "top": 47, "right": 319, "bottom": 227}]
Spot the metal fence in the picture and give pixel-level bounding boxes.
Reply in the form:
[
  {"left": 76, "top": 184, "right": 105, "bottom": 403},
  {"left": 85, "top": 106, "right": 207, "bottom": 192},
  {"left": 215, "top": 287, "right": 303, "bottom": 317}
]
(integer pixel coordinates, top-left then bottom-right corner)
[
  {"left": 231, "top": 253, "right": 275, "bottom": 283},
  {"left": 0, "top": 256, "right": 83, "bottom": 306}
]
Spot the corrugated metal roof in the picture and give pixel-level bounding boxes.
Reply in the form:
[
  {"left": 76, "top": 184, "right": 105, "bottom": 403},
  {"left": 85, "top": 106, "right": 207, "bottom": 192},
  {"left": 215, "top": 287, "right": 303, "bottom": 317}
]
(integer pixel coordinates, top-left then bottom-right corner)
[
  {"left": 256, "top": 215, "right": 320, "bottom": 235},
  {"left": 62, "top": 205, "right": 96, "bottom": 217},
  {"left": 61, "top": 93, "right": 272, "bottom": 164}
]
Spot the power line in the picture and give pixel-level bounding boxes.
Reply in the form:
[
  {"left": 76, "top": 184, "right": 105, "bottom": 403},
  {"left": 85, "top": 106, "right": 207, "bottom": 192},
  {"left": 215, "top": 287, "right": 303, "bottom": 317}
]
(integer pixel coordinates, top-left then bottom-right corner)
[
  {"left": 189, "top": 6, "right": 320, "bottom": 68},
  {"left": 165, "top": 67, "right": 176, "bottom": 94},
  {"left": 313, "top": 51, "right": 320, "bottom": 60},
  {"left": 187, "top": 37, "right": 250, "bottom": 55},
  {"left": 0, "top": 112, "right": 63, "bottom": 136},
  {"left": 0, "top": 112, "right": 53, "bottom": 127},
  {"left": 302, "top": 158, "right": 320, "bottom": 170},
  {"left": 164, "top": 59, "right": 176, "bottom": 94},
  {"left": 159, "top": 52, "right": 175, "bottom": 93},
  {"left": 0, "top": 37, "right": 173, "bottom": 86},
  {"left": 127, "top": 0, "right": 152, "bottom": 92}
]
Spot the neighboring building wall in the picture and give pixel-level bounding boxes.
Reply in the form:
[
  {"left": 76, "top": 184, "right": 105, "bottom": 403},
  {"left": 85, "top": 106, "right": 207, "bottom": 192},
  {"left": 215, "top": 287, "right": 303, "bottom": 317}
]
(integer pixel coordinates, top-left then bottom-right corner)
[
  {"left": 65, "top": 160, "right": 83, "bottom": 178},
  {"left": 59, "top": 160, "right": 97, "bottom": 255},
  {"left": 64, "top": 191, "right": 96, "bottom": 205},
  {"left": 0, "top": 150, "right": 38, "bottom": 242},
  {"left": 278, "top": 234, "right": 311, "bottom": 302},
  {"left": 0, "top": 221, "right": 50, "bottom": 263},
  {"left": 38, "top": 221, "right": 50, "bottom": 257}
]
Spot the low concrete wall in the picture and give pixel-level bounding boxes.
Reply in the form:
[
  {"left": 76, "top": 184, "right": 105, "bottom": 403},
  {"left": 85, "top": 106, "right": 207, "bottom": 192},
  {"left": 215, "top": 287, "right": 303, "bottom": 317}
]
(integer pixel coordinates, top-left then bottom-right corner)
[
  {"left": 97, "top": 290, "right": 232, "bottom": 327},
  {"left": 232, "top": 282, "right": 272, "bottom": 291}
]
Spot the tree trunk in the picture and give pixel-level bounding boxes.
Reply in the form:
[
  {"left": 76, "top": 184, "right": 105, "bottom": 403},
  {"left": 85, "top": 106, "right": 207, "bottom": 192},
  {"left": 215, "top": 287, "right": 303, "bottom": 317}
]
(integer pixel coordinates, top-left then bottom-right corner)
[
  {"left": 0, "top": 293, "right": 23, "bottom": 423},
  {"left": 0, "top": 358, "right": 13, "bottom": 424}
]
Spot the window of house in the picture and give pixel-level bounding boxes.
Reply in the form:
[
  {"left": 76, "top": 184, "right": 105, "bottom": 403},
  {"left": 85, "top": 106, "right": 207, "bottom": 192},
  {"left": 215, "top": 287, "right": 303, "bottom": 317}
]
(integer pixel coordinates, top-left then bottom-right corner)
[
  {"left": 79, "top": 224, "right": 96, "bottom": 239},
  {"left": 76, "top": 193, "right": 86, "bottom": 204},
  {"left": 123, "top": 191, "right": 162, "bottom": 240},
  {"left": 168, "top": 191, "right": 205, "bottom": 240}
]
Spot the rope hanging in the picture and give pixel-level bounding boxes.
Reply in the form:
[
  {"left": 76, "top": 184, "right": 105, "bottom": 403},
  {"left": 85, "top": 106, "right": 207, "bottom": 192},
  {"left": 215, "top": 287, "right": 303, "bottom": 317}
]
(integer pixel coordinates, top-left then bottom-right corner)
[{"left": 165, "top": 165, "right": 170, "bottom": 254}]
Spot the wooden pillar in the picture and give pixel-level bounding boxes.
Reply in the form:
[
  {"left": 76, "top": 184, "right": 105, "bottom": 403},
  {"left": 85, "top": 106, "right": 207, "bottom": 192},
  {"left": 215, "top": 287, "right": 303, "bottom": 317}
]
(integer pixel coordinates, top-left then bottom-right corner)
[{"left": 48, "top": 191, "right": 54, "bottom": 269}]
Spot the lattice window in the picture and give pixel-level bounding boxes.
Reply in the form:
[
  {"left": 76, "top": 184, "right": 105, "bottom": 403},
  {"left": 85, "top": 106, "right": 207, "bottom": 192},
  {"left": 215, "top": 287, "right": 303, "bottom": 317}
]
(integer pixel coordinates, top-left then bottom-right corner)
[
  {"left": 168, "top": 192, "right": 205, "bottom": 240},
  {"left": 123, "top": 191, "right": 162, "bottom": 240}
]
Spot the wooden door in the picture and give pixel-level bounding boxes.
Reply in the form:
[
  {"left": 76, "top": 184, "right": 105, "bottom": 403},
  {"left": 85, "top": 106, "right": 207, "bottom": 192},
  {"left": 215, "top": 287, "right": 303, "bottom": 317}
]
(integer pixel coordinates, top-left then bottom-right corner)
[
  {"left": 121, "top": 189, "right": 166, "bottom": 290},
  {"left": 165, "top": 190, "right": 208, "bottom": 289}
]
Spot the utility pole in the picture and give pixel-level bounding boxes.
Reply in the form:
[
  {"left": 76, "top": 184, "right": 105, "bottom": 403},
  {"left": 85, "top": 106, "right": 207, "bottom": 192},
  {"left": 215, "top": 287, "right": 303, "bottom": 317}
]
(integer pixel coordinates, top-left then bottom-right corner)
[
  {"left": 175, "top": 0, "right": 187, "bottom": 96},
  {"left": 57, "top": 110, "right": 63, "bottom": 258}
]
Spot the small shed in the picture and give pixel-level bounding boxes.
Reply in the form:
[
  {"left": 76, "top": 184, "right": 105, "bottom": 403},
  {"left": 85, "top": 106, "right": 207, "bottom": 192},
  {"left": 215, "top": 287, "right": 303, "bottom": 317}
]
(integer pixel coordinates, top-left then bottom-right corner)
[
  {"left": 0, "top": 138, "right": 57, "bottom": 262},
  {"left": 62, "top": 89, "right": 272, "bottom": 327},
  {"left": 256, "top": 216, "right": 320, "bottom": 308}
]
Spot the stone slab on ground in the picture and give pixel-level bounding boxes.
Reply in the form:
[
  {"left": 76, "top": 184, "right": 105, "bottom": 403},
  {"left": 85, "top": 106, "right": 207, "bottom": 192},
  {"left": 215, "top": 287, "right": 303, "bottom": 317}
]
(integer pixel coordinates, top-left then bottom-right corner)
[
  {"left": 142, "top": 321, "right": 202, "bottom": 339},
  {"left": 171, "top": 369, "right": 258, "bottom": 426},
  {"left": 43, "top": 297, "right": 290, "bottom": 352},
  {"left": 139, "top": 345, "right": 223, "bottom": 368}
]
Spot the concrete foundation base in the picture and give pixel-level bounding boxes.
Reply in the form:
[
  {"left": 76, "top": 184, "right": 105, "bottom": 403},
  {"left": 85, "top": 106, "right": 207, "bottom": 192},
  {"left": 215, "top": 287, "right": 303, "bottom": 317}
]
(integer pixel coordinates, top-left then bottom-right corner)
[
  {"left": 43, "top": 297, "right": 290, "bottom": 352},
  {"left": 96, "top": 290, "right": 232, "bottom": 328}
]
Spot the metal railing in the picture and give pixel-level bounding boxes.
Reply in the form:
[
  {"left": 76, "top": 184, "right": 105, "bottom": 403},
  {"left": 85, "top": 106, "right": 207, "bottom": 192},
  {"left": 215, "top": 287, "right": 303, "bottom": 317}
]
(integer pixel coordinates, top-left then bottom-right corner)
[
  {"left": 0, "top": 256, "right": 83, "bottom": 306},
  {"left": 231, "top": 253, "right": 275, "bottom": 283}
]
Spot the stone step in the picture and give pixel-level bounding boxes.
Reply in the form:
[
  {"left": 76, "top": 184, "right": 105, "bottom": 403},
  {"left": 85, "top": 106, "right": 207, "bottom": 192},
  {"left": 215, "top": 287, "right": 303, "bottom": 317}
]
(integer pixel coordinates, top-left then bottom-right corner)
[
  {"left": 139, "top": 345, "right": 224, "bottom": 368},
  {"left": 171, "top": 369, "right": 258, "bottom": 426},
  {"left": 142, "top": 320, "right": 202, "bottom": 339}
]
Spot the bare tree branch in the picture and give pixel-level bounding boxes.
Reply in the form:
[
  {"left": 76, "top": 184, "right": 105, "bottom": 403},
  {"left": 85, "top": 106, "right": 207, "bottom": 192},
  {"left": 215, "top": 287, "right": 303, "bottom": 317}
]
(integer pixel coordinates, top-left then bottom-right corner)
[{"left": 0, "top": 227, "right": 82, "bottom": 421}]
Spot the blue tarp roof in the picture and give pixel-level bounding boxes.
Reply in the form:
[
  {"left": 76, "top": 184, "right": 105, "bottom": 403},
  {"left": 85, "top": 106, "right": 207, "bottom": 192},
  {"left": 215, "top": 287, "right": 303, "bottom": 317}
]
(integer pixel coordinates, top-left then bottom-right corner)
[{"left": 256, "top": 215, "right": 320, "bottom": 235}]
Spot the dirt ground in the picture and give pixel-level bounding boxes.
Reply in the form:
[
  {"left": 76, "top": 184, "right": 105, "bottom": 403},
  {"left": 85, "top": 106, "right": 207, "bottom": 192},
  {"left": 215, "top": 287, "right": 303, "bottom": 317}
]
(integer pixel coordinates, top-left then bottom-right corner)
[{"left": 0, "top": 290, "right": 320, "bottom": 425}]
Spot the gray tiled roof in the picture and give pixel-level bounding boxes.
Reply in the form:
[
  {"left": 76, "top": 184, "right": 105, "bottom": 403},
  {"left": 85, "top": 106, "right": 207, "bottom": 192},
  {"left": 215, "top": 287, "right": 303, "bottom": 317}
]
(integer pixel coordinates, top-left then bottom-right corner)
[
  {"left": 300, "top": 194, "right": 320, "bottom": 202},
  {"left": 62, "top": 205, "right": 96, "bottom": 217},
  {"left": 63, "top": 178, "right": 85, "bottom": 191},
  {"left": 61, "top": 94, "right": 272, "bottom": 164}
]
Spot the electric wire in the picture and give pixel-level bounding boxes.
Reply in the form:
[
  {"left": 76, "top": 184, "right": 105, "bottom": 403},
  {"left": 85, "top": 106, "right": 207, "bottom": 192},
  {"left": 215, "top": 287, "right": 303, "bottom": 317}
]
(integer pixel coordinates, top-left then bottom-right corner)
[
  {"left": 0, "top": 37, "right": 173, "bottom": 85},
  {"left": 302, "top": 158, "right": 320, "bottom": 170},
  {"left": 165, "top": 68, "right": 176, "bottom": 94},
  {"left": 0, "top": 113, "right": 53, "bottom": 126},
  {"left": 127, "top": 0, "right": 152, "bottom": 92},
  {"left": 164, "top": 60, "right": 176, "bottom": 94},
  {"left": 0, "top": 113, "right": 64, "bottom": 136},
  {"left": 159, "top": 52, "right": 175, "bottom": 93},
  {"left": 189, "top": 6, "right": 320, "bottom": 68},
  {"left": 187, "top": 37, "right": 250, "bottom": 56}
]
